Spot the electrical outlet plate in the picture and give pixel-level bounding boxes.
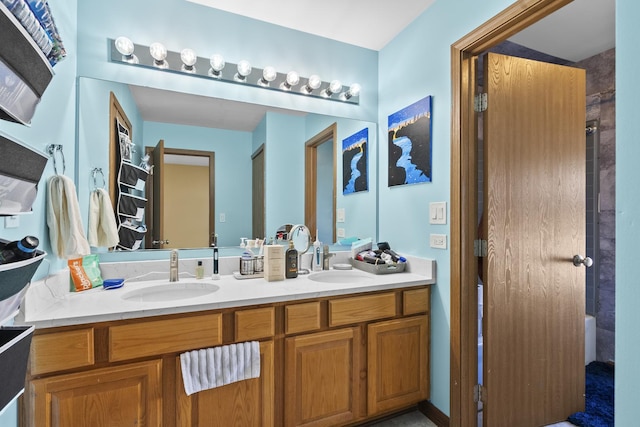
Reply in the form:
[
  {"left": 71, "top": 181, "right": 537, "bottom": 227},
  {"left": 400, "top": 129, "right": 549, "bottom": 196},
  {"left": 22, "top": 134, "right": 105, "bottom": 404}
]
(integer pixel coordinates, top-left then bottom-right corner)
[
  {"left": 430, "top": 233, "right": 447, "bottom": 249},
  {"left": 337, "top": 228, "right": 346, "bottom": 238}
]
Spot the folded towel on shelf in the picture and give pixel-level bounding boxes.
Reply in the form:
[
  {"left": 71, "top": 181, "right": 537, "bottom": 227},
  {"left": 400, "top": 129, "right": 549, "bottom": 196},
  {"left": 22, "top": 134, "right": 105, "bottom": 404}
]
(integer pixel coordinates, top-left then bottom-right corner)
[
  {"left": 88, "top": 188, "right": 119, "bottom": 248},
  {"left": 180, "top": 341, "right": 261, "bottom": 396},
  {"left": 46, "top": 175, "right": 90, "bottom": 259}
]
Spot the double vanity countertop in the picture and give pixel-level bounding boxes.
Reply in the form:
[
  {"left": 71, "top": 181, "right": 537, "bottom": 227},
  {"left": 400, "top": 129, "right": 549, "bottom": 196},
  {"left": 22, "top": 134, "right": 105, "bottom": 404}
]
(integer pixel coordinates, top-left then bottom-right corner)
[{"left": 17, "top": 255, "right": 436, "bottom": 329}]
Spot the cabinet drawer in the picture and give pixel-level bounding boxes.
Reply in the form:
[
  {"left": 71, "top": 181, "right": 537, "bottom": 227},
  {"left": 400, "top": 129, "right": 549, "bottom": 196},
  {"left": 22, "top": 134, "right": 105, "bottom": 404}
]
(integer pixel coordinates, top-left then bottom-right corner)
[
  {"left": 235, "top": 307, "right": 275, "bottom": 341},
  {"left": 403, "top": 288, "right": 430, "bottom": 315},
  {"left": 329, "top": 292, "right": 396, "bottom": 327},
  {"left": 30, "top": 328, "right": 94, "bottom": 376},
  {"left": 285, "top": 302, "right": 321, "bottom": 334},
  {"left": 109, "top": 313, "right": 222, "bottom": 362}
]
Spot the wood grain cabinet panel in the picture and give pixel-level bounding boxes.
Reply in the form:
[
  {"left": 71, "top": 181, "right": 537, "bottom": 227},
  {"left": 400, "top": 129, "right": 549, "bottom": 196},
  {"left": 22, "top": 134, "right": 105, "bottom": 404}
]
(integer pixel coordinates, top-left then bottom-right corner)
[
  {"left": 30, "top": 328, "right": 94, "bottom": 376},
  {"left": 285, "top": 328, "right": 361, "bottom": 427},
  {"left": 403, "top": 288, "right": 430, "bottom": 316},
  {"left": 285, "top": 302, "right": 321, "bottom": 335},
  {"left": 235, "top": 307, "right": 275, "bottom": 341},
  {"left": 109, "top": 313, "right": 222, "bottom": 362},
  {"left": 329, "top": 292, "right": 396, "bottom": 327},
  {"left": 367, "top": 315, "right": 429, "bottom": 415},
  {"left": 176, "top": 340, "right": 274, "bottom": 427},
  {"left": 28, "top": 359, "right": 162, "bottom": 427}
]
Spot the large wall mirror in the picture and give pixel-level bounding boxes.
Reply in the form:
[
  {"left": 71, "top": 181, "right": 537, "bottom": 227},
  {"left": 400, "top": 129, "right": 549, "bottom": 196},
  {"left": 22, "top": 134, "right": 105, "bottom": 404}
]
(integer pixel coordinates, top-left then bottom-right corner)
[{"left": 76, "top": 77, "right": 378, "bottom": 258}]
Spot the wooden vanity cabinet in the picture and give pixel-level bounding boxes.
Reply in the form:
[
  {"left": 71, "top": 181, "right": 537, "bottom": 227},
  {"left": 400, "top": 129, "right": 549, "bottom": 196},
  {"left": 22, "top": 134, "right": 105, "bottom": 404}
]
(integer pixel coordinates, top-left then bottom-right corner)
[{"left": 24, "top": 285, "right": 430, "bottom": 427}]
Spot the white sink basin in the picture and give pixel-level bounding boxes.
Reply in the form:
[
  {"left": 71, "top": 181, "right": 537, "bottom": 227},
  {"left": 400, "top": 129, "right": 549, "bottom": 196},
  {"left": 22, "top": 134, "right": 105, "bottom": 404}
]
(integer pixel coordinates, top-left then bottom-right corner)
[
  {"left": 307, "top": 270, "right": 371, "bottom": 284},
  {"left": 121, "top": 282, "right": 219, "bottom": 303}
]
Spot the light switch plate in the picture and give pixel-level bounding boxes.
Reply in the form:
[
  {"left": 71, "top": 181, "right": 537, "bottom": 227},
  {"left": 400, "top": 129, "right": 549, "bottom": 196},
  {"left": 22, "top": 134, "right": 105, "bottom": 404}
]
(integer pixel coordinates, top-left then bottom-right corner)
[
  {"left": 429, "top": 202, "right": 447, "bottom": 224},
  {"left": 430, "top": 233, "right": 447, "bottom": 249},
  {"left": 336, "top": 208, "right": 345, "bottom": 223},
  {"left": 219, "top": 213, "right": 226, "bottom": 223},
  {"left": 4, "top": 215, "right": 19, "bottom": 229}
]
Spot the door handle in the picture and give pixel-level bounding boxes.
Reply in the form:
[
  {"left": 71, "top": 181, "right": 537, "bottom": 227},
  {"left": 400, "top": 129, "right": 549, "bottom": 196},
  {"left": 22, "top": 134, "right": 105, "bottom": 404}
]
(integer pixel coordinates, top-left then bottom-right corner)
[{"left": 572, "top": 255, "right": 593, "bottom": 267}]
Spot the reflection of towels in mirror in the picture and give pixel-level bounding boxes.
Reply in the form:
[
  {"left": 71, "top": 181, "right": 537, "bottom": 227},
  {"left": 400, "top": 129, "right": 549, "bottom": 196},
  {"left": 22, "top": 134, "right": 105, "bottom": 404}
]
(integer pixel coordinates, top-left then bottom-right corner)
[
  {"left": 88, "top": 188, "right": 119, "bottom": 248},
  {"left": 47, "top": 175, "right": 90, "bottom": 259}
]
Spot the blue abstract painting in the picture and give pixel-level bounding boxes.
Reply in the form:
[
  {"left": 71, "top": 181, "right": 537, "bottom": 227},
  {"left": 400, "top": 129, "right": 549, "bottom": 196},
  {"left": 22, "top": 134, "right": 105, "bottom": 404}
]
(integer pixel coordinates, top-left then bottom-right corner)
[
  {"left": 342, "top": 128, "right": 368, "bottom": 195},
  {"left": 388, "top": 96, "right": 432, "bottom": 187}
]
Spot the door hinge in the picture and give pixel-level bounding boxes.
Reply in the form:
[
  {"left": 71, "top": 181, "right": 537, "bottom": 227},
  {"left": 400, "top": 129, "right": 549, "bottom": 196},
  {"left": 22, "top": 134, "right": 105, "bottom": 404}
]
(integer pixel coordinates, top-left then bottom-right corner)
[
  {"left": 474, "top": 239, "right": 487, "bottom": 257},
  {"left": 474, "top": 384, "right": 484, "bottom": 403},
  {"left": 474, "top": 93, "right": 487, "bottom": 112}
]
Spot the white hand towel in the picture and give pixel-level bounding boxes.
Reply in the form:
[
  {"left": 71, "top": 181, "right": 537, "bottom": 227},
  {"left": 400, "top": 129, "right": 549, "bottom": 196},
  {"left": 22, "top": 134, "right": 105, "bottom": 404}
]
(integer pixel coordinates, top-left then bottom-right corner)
[
  {"left": 46, "top": 175, "right": 91, "bottom": 259},
  {"left": 88, "top": 188, "right": 119, "bottom": 248},
  {"left": 180, "top": 341, "right": 261, "bottom": 396}
]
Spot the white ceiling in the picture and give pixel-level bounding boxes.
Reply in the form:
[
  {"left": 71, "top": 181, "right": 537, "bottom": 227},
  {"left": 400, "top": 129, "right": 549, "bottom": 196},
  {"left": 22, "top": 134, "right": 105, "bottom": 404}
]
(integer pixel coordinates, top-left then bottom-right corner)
[
  {"left": 186, "top": 0, "right": 437, "bottom": 51},
  {"left": 133, "top": 0, "right": 615, "bottom": 131}
]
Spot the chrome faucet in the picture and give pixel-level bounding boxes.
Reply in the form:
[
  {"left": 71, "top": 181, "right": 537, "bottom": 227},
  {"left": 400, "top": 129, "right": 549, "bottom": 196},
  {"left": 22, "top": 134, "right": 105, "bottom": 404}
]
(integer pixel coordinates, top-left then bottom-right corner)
[
  {"left": 323, "top": 245, "right": 335, "bottom": 270},
  {"left": 169, "top": 249, "right": 179, "bottom": 282}
]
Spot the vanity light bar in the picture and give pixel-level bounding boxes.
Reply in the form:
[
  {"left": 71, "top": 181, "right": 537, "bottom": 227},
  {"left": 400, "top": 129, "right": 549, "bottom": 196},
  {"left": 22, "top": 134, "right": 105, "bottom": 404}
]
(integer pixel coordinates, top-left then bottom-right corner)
[{"left": 108, "top": 38, "right": 360, "bottom": 105}]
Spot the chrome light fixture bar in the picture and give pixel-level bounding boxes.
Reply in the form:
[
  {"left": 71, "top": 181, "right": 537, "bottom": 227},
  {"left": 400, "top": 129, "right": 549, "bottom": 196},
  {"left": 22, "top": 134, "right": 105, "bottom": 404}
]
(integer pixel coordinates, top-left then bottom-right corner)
[{"left": 109, "top": 38, "right": 360, "bottom": 104}]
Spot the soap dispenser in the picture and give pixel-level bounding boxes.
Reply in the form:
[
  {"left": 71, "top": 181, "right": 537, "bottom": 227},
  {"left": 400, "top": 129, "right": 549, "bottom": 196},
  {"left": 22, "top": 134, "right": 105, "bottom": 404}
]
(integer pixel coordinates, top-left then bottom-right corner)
[{"left": 312, "top": 230, "right": 323, "bottom": 272}]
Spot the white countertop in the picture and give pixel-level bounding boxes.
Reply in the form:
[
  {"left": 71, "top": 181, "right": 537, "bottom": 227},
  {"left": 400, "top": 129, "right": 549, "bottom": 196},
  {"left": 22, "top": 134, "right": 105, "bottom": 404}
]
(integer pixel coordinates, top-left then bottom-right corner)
[{"left": 17, "top": 258, "right": 435, "bottom": 329}]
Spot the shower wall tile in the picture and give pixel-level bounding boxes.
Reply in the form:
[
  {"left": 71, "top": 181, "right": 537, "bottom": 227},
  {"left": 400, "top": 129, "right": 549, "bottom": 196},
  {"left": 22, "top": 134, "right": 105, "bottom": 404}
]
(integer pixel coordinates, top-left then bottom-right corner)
[{"left": 596, "top": 328, "right": 615, "bottom": 362}]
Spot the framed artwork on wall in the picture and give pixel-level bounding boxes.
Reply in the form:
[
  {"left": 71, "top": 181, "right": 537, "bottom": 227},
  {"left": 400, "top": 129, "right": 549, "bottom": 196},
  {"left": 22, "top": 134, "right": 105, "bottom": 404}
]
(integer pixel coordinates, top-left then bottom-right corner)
[
  {"left": 342, "top": 128, "right": 368, "bottom": 194},
  {"left": 387, "top": 95, "right": 432, "bottom": 187}
]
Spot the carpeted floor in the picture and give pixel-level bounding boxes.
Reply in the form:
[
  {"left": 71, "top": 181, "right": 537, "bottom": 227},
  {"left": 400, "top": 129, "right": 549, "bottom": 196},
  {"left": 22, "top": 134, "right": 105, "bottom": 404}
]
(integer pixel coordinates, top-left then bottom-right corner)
[{"left": 568, "top": 361, "right": 614, "bottom": 427}]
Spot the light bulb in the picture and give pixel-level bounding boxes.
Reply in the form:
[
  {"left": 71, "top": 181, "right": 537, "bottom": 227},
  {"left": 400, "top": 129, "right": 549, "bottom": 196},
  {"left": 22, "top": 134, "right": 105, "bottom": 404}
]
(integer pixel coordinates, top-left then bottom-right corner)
[
  {"left": 209, "top": 54, "right": 225, "bottom": 77},
  {"left": 280, "top": 71, "right": 300, "bottom": 90},
  {"left": 302, "top": 74, "right": 321, "bottom": 94},
  {"left": 114, "top": 36, "right": 138, "bottom": 64},
  {"left": 235, "top": 60, "right": 252, "bottom": 81},
  {"left": 346, "top": 83, "right": 361, "bottom": 98},
  {"left": 323, "top": 79, "right": 342, "bottom": 97},
  {"left": 259, "top": 66, "right": 277, "bottom": 86},
  {"left": 180, "top": 48, "right": 197, "bottom": 73},
  {"left": 149, "top": 42, "right": 168, "bottom": 69}
]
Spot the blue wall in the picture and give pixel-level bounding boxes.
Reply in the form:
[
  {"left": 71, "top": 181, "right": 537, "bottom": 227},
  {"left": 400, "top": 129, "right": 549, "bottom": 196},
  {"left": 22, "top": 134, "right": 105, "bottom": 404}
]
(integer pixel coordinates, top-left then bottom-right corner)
[
  {"left": 2, "top": 0, "right": 638, "bottom": 423},
  {"left": 615, "top": 0, "right": 637, "bottom": 424}
]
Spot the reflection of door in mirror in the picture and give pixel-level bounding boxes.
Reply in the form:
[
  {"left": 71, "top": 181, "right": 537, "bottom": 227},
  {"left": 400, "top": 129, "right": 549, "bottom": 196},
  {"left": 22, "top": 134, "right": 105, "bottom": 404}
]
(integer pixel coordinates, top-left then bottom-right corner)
[
  {"left": 305, "top": 123, "right": 336, "bottom": 244},
  {"left": 252, "top": 144, "right": 265, "bottom": 240},
  {"left": 145, "top": 143, "right": 215, "bottom": 249}
]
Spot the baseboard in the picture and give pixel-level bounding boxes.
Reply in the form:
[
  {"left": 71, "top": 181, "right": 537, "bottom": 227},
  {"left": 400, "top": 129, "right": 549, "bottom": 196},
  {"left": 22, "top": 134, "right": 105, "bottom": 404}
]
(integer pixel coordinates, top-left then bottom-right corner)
[{"left": 419, "top": 400, "right": 450, "bottom": 427}]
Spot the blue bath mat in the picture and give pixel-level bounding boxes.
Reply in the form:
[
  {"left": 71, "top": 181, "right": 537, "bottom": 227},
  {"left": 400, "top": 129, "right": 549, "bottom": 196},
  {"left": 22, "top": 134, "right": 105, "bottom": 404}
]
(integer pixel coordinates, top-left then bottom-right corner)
[{"left": 568, "top": 361, "right": 614, "bottom": 427}]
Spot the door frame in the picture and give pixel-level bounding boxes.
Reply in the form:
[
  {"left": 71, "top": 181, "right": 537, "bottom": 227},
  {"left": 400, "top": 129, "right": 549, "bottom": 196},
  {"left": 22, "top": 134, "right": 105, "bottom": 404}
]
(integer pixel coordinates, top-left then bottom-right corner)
[
  {"left": 449, "top": 0, "right": 574, "bottom": 425},
  {"left": 305, "top": 123, "right": 337, "bottom": 244}
]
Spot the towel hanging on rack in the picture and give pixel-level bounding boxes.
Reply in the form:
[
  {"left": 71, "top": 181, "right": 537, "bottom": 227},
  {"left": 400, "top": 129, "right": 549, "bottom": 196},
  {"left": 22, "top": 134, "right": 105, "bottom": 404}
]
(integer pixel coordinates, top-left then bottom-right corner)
[
  {"left": 46, "top": 174, "right": 90, "bottom": 259},
  {"left": 88, "top": 188, "right": 119, "bottom": 248}
]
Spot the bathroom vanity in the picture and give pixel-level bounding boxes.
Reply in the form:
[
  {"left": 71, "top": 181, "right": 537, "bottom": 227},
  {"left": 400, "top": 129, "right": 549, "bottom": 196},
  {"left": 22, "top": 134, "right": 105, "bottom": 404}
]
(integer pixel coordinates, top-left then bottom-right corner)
[{"left": 19, "top": 262, "right": 434, "bottom": 427}]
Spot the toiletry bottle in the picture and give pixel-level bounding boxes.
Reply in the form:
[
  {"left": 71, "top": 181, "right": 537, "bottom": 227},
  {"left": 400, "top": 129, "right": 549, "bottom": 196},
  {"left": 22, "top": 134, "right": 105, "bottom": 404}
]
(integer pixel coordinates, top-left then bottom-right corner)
[
  {"left": 0, "top": 236, "right": 39, "bottom": 264},
  {"left": 285, "top": 240, "right": 298, "bottom": 278},
  {"left": 195, "top": 260, "right": 204, "bottom": 279},
  {"left": 312, "top": 230, "right": 323, "bottom": 272}
]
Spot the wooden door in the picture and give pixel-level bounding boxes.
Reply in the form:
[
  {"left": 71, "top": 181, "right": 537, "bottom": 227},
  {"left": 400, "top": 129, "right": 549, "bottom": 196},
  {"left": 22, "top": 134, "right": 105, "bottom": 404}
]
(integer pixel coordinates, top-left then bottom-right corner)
[
  {"left": 482, "top": 52, "right": 586, "bottom": 426},
  {"left": 28, "top": 360, "right": 162, "bottom": 427},
  {"left": 176, "top": 341, "right": 274, "bottom": 427},
  {"left": 367, "top": 315, "right": 429, "bottom": 415},
  {"left": 285, "top": 327, "right": 360, "bottom": 427},
  {"left": 151, "top": 139, "right": 165, "bottom": 248}
]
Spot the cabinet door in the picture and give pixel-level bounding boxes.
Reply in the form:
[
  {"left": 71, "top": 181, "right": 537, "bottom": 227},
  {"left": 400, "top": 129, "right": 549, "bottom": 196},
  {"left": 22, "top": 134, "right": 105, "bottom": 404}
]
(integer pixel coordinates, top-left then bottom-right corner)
[
  {"left": 28, "top": 359, "right": 162, "bottom": 427},
  {"left": 176, "top": 340, "right": 274, "bottom": 427},
  {"left": 285, "top": 327, "right": 361, "bottom": 427},
  {"left": 367, "top": 315, "right": 429, "bottom": 415}
]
